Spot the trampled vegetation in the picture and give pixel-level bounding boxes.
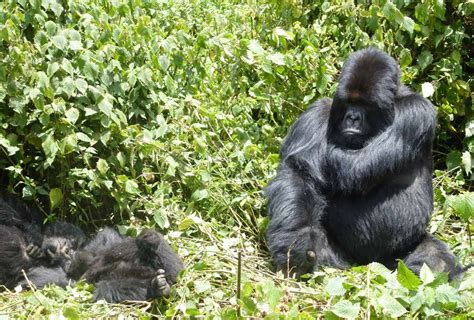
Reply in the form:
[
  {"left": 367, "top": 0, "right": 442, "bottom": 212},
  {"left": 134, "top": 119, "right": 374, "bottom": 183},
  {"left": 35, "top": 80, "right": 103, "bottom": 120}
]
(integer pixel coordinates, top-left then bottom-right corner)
[{"left": 0, "top": 0, "right": 472, "bottom": 318}]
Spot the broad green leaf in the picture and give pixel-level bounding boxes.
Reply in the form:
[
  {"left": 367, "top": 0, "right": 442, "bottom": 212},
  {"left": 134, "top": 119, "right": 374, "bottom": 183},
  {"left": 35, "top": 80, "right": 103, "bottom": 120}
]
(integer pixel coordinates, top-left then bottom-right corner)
[
  {"left": 397, "top": 260, "right": 421, "bottom": 290},
  {"left": 75, "top": 79, "right": 88, "bottom": 94},
  {"left": 241, "top": 297, "right": 257, "bottom": 314},
  {"left": 191, "top": 189, "right": 208, "bottom": 202},
  {"left": 65, "top": 108, "right": 79, "bottom": 124},
  {"left": 194, "top": 280, "right": 211, "bottom": 294},
  {"left": 125, "top": 180, "right": 140, "bottom": 194},
  {"left": 420, "top": 264, "right": 435, "bottom": 284},
  {"left": 49, "top": 188, "right": 63, "bottom": 210},
  {"left": 98, "top": 98, "right": 113, "bottom": 117},
  {"left": 446, "top": 150, "right": 462, "bottom": 170},
  {"left": 247, "top": 40, "right": 265, "bottom": 55},
  {"left": 44, "top": 21, "right": 57, "bottom": 35},
  {"left": 153, "top": 210, "right": 170, "bottom": 229},
  {"left": 403, "top": 17, "right": 415, "bottom": 34},
  {"left": 377, "top": 293, "right": 407, "bottom": 318},
  {"left": 52, "top": 34, "right": 67, "bottom": 50},
  {"left": 274, "top": 27, "right": 295, "bottom": 40},
  {"left": 158, "top": 55, "right": 170, "bottom": 71},
  {"left": 330, "top": 300, "right": 360, "bottom": 319},
  {"left": 449, "top": 192, "right": 474, "bottom": 221},
  {"left": 325, "top": 277, "right": 346, "bottom": 296},
  {"left": 69, "top": 40, "right": 82, "bottom": 51},
  {"left": 268, "top": 53, "right": 285, "bottom": 66},
  {"left": 417, "top": 51, "right": 433, "bottom": 71},
  {"left": 178, "top": 217, "right": 195, "bottom": 231},
  {"left": 96, "top": 159, "right": 109, "bottom": 175},
  {"left": 76, "top": 132, "right": 92, "bottom": 143},
  {"left": 47, "top": 62, "right": 59, "bottom": 76}
]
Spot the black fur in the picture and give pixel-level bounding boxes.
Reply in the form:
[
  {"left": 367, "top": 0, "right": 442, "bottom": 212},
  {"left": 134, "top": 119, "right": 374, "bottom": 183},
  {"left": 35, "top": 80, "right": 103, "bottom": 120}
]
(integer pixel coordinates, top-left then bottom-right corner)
[
  {"left": 0, "top": 194, "right": 86, "bottom": 289},
  {"left": 67, "top": 228, "right": 184, "bottom": 302},
  {"left": 265, "top": 48, "right": 462, "bottom": 278}
]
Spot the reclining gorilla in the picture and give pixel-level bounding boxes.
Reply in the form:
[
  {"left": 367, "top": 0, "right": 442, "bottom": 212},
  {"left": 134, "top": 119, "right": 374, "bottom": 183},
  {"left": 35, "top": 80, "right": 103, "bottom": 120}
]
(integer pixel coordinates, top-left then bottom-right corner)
[
  {"left": 0, "top": 194, "right": 86, "bottom": 288},
  {"left": 0, "top": 195, "right": 183, "bottom": 303},
  {"left": 66, "top": 227, "right": 184, "bottom": 302},
  {"left": 265, "top": 48, "right": 463, "bottom": 278}
]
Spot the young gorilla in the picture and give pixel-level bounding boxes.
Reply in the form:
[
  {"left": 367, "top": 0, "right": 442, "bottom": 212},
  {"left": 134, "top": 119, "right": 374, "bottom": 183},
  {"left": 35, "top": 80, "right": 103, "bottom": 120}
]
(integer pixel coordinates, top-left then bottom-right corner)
[
  {"left": 18, "top": 222, "right": 88, "bottom": 288},
  {"left": 265, "top": 48, "right": 463, "bottom": 279},
  {"left": 66, "top": 228, "right": 184, "bottom": 303},
  {"left": 0, "top": 193, "right": 86, "bottom": 289}
]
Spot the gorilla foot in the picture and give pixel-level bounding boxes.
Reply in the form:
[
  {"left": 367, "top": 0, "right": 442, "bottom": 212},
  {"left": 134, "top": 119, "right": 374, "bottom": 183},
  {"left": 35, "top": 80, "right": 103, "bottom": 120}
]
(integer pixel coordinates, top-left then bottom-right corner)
[{"left": 151, "top": 269, "right": 171, "bottom": 296}]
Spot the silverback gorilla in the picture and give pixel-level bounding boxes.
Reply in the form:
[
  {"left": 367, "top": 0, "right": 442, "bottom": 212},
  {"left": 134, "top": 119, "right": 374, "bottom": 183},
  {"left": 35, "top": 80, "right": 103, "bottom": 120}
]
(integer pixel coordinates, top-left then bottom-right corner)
[{"left": 265, "top": 48, "right": 462, "bottom": 278}]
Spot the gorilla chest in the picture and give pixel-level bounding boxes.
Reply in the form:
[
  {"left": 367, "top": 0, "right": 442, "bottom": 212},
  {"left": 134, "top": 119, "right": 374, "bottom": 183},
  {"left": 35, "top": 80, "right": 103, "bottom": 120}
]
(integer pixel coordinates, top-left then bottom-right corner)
[{"left": 323, "top": 192, "right": 429, "bottom": 263}]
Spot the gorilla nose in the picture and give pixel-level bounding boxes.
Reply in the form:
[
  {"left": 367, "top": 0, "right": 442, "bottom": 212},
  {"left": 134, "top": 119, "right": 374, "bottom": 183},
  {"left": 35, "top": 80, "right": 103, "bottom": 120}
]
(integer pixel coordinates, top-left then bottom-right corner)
[{"left": 347, "top": 113, "right": 360, "bottom": 122}]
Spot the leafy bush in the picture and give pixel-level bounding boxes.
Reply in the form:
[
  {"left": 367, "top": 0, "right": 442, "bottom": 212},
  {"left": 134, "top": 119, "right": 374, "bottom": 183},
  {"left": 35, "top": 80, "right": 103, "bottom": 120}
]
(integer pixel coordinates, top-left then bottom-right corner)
[{"left": 0, "top": 0, "right": 472, "bottom": 318}]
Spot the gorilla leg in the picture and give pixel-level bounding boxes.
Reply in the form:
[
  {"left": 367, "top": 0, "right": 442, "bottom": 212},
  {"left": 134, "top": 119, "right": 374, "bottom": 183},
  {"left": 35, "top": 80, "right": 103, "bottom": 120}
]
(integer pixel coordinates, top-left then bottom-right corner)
[
  {"left": 19, "top": 266, "right": 72, "bottom": 288},
  {"left": 136, "top": 230, "right": 184, "bottom": 285},
  {"left": 403, "top": 234, "right": 463, "bottom": 280},
  {"left": 265, "top": 167, "right": 349, "bottom": 277},
  {"left": 93, "top": 279, "right": 148, "bottom": 302}
]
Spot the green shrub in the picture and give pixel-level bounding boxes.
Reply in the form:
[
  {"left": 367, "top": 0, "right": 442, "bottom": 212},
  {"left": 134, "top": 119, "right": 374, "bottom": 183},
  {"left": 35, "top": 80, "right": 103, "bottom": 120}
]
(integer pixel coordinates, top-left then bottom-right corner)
[{"left": 0, "top": 0, "right": 472, "bottom": 317}]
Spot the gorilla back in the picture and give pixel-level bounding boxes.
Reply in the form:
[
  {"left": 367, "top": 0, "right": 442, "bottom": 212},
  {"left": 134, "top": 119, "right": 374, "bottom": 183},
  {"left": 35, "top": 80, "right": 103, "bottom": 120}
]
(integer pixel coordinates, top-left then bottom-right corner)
[{"left": 265, "top": 48, "right": 462, "bottom": 278}]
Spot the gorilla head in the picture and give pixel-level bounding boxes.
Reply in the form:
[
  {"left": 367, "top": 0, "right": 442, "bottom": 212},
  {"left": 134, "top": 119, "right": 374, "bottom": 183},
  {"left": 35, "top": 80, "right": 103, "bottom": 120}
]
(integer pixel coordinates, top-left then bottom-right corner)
[{"left": 328, "top": 48, "right": 399, "bottom": 149}]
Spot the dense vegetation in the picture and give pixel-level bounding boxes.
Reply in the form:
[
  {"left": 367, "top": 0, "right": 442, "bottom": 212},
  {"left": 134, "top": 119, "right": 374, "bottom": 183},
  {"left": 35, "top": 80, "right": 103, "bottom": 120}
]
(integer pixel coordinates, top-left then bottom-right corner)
[{"left": 0, "top": 0, "right": 472, "bottom": 318}]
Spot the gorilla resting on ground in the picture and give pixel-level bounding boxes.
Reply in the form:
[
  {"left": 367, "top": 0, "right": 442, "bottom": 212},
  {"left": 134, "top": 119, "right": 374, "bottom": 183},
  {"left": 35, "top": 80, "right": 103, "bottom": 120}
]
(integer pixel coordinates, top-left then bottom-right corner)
[
  {"left": 0, "top": 192, "right": 87, "bottom": 289},
  {"left": 66, "top": 228, "right": 184, "bottom": 303},
  {"left": 265, "top": 48, "right": 463, "bottom": 278},
  {"left": 0, "top": 221, "right": 87, "bottom": 289}
]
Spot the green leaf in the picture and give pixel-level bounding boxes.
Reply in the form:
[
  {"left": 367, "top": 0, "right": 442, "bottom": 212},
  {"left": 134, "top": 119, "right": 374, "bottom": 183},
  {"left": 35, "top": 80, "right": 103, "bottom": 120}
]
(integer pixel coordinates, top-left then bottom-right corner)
[
  {"left": 98, "top": 98, "right": 113, "bottom": 117},
  {"left": 446, "top": 150, "right": 462, "bottom": 170},
  {"left": 268, "top": 53, "right": 285, "bottom": 66},
  {"left": 377, "top": 293, "right": 407, "bottom": 318},
  {"left": 158, "top": 55, "right": 170, "bottom": 71},
  {"left": 417, "top": 51, "right": 433, "bottom": 71},
  {"left": 65, "top": 108, "right": 79, "bottom": 124},
  {"left": 178, "top": 217, "right": 195, "bottom": 231},
  {"left": 399, "top": 49, "right": 412, "bottom": 67},
  {"left": 96, "top": 159, "right": 109, "bottom": 175},
  {"left": 330, "top": 300, "right": 360, "bottom": 319},
  {"left": 397, "top": 260, "right": 421, "bottom": 290},
  {"left": 420, "top": 264, "right": 435, "bottom": 284},
  {"left": 194, "top": 280, "right": 211, "bottom": 294},
  {"left": 44, "top": 21, "right": 57, "bottom": 35},
  {"left": 325, "top": 277, "right": 346, "bottom": 296},
  {"left": 247, "top": 40, "right": 265, "bottom": 55},
  {"left": 49, "top": 188, "right": 63, "bottom": 210},
  {"left": 153, "top": 210, "right": 170, "bottom": 229},
  {"left": 52, "top": 34, "right": 67, "bottom": 50},
  {"left": 241, "top": 297, "right": 257, "bottom": 314},
  {"left": 191, "top": 189, "right": 208, "bottom": 202},
  {"left": 75, "top": 79, "right": 88, "bottom": 94},
  {"left": 125, "top": 180, "right": 140, "bottom": 194},
  {"left": 403, "top": 17, "right": 415, "bottom": 34},
  {"left": 42, "top": 134, "right": 59, "bottom": 164},
  {"left": 69, "top": 40, "right": 82, "bottom": 51},
  {"left": 449, "top": 192, "right": 474, "bottom": 221}
]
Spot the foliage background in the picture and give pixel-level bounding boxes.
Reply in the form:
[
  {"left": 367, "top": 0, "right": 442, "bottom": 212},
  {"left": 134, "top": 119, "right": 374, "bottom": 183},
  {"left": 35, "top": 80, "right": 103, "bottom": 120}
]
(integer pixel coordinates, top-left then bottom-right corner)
[{"left": 0, "top": 0, "right": 472, "bottom": 318}]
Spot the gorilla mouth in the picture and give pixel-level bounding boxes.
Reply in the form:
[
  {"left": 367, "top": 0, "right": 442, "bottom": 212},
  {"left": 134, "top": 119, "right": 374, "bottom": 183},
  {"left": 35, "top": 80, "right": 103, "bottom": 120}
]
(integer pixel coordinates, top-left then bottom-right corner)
[{"left": 342, "top": 128, "right": 362, "bottom": 135}]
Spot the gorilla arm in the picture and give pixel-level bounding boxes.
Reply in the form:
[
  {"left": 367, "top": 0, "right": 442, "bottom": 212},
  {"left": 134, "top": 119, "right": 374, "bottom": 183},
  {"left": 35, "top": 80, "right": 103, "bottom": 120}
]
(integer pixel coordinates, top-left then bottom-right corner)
[
  {"left": 265, "top": 100, "right": 350, "bottom": 276},
  {"left": 327, "top": 93, "right": 436, "bottom": 194}
]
